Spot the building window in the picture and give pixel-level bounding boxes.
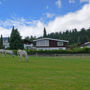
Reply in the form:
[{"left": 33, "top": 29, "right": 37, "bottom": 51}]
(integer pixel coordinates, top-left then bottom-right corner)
[
  {"left": 36, "top": 40, "right": 49, "bottom": 46},
  {"left": 57, "top": 42, "right": 63, "bottom": 46}
]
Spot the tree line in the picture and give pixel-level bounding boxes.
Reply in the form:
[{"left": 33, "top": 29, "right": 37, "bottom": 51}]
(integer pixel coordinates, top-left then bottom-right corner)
[
  {"left": 25, "top": 27, "right": 90, "bottom": 46},
  {"left": 43, "top": 27, "right": 90, "bottom": 45},
  {"left": 0, "top": 26, "right": 90, "bottom": 49}
]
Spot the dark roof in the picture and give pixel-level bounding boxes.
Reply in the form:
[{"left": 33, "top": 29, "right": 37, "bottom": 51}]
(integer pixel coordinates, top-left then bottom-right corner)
[
  {"left": 34, "top": 38, "right": 69, "bottom": 42},
  {"left": 81, "top": 42, "right": 90, "bottom": 46},
  {"left": 23, "top": 39, "right": 33, "bottom": 44}
]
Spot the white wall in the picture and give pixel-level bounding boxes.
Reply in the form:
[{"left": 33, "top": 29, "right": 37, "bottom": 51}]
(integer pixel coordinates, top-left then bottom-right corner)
[
  {"left": 81, "top": 45, "right": 90, "bottom": 48},
  {"left": 24, "top": 44, "right": 33, "bottom": 49},
  {"left": 3, "top": 40, "right": 9, "bottom": 48},
  {"left": 3, "top": 42, "right": 9, "bottom": 48},
  {"left": 87, "top": 45, "right": 90, "bottom": 48},
  {"left": 36, "top": 47, "right": 66, "bottom": 50}
]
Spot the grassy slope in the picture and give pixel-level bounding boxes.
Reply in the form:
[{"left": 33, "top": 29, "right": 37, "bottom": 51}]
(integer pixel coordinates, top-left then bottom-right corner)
[{"left": 0, "top": 55, "right": 90, "bottom": 90}]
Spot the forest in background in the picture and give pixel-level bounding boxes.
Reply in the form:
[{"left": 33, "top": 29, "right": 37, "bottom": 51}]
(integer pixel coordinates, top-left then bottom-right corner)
[
  {"left": 0, "top": 27, "right": 90, "bottom": 49},
  {"left": 25, "top": 27, "right": 90, "bottom": 47}
]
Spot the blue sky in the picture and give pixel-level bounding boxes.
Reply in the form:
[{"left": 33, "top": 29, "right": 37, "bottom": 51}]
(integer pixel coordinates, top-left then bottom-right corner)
[
  {"left": 0, "top": 0, "right": 88, "bottom": 20},
  {"left": 0, "top": 0, "right": 90, "bottom": 38}
]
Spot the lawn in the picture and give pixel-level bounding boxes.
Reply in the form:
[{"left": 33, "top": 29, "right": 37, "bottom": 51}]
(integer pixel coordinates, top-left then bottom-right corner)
[{"left": 0, "top": 55, "right": 90, "bottom": 90}]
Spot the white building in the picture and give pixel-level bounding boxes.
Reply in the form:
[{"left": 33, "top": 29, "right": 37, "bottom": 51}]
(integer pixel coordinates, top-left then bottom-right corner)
[
  {"left": 3, "top": 38, "right": 33, "bottom": 49},
  {"left": 3, "top": 37, "right": 9, "bottom": 48},
  {"left": 81, "top": 42, "right": 90, "bottom": 48},
  {"left": 33, "top": 38, "right": 69, "bottom": 50},
  {"left": 24, "top": 40, "right": 33, "bottom": 49}
]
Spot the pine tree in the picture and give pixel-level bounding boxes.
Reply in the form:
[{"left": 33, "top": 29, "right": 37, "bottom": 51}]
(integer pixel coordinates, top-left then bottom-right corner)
[
  {"left": 9, "top": 26, "right": 24, "bottom": 50},
  {"left": 43, "top": 27, "right": 47, "bottom": 38},
  {"left": 0, "top": 35, "right": 3, "bottom": 49}
]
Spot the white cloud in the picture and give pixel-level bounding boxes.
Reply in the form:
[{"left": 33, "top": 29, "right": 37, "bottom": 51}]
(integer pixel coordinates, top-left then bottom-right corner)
[
  {"left": 69, "top": 0, "right": 75, "bottom": 3},
  {"left": 0, "top": 19, "right": 45, "bottom": 38},
  {"left": 0, "top": 17, "right": 31, "bottom": 28},
  {"left": 56, "top": 0, "right": 61, "bottom": 8},
  {"left": 0, "top": 4, "right": 90, "bottom": 38},
  {"left": 46, "top": 4, "right": 90, "bottom": 33},
  {"left": 46, "top": 5, "right": 48, "bottom": 9},
  {"left": 80, "top": 0, "right": 90, "bottom": 3},
  {"left": 18, "top": 21, "right": 45, "bottom": 38},
  {"left": 44, "top": 13, "right": 55, "bottom": 18},
  {"left": 0, "top": 27, "right": 11, "bottom": 37}
]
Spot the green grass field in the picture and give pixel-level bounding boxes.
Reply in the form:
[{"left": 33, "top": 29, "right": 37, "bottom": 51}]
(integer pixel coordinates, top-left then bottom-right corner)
[{"left": 0, "top": 55, "right": 90, "bottom": 90}]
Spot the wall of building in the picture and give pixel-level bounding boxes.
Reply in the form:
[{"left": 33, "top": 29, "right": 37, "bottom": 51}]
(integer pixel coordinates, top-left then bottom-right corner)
[
  {"left": 34, "top": 39, "right": 68, "bottom": 50},
  {"left": 24, "top": 44, "right": 33, "bottom": 49},
  {"left": 3, "top": 38, "right": 9, "bottom": 48},
  {"left": 35, "top": 40, "right": 66, "bottom": 47},
  {"left": 81, "top": 44, "right": 90, "bottom": 48},
  {"left": 36, "top": 47, "right": 66, "bottom": 50},
  {"left": 87, "top": 45, "right": 90, "bottom": 48},
  {"left": 49, "top": 40, "right": 57, "bottom": 47}
]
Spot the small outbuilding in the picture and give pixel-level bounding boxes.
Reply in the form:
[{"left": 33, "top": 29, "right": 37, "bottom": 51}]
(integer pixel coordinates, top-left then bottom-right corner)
[
  {"left": 33, "top": 38, "right": 69, "bottom": 50},
  {"left": 81, "top": 42, "right": 90, "bottom": 48},
  {"left": 24, "top": 40, "right": 33, "bottom": 49},
  {"left": 3, "top": 37, "right": 9, "bottom": 48}
]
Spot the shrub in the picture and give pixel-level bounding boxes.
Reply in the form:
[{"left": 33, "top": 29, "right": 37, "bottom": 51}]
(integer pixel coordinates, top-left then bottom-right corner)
[
  {"left": 13, "top": 50, "right": 17, "bottom": 55},
  {"left": 27, "top": 47, "right": 90, "bottom": 55}
]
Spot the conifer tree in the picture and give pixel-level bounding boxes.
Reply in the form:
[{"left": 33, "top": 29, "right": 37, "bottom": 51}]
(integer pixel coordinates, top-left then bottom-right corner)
[
  {"left": 43, "top": 27, "right": 47, "bottom": 38},
  {"left": 0, "top": 35, "right": 3, "bottom": 49},
  {"left": 9, "top": 26, "right": 24, "bottom": 50}
]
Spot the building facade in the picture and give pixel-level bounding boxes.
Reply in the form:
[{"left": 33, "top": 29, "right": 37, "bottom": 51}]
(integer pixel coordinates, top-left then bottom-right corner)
[
  {"left": 81, "top": 42, "right": 90, "bottom": 48},
  {"left": 33, "top": 38, "right": 69, "bottom": 50},
  {"left": 24, "top": 40, "right": 33, "bottom": 49},
  {"left": 3, "top": 37, "right": 9, "bottom": 48}
]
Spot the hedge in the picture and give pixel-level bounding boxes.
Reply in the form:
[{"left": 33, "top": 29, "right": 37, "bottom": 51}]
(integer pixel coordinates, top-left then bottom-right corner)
[
  {"left": 11, "top": 47, "right": 90, "bottom": 55},
  {"left": 27, "top": 47, "right": 90, "bottom": 55}
]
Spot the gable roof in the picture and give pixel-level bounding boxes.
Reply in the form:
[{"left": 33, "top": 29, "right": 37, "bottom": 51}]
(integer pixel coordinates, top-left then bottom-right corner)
[
  {"left": 34, "top": 38, "right": 69, "bottom": 42},
  {"left": 84, "top": 42, "right": 90, "bottom": 45},
  {"left": 81, "top": 42, "right": 90, "bottom": 46},
  {"left": 23, "top": 39, "right": 33, "bottom": 44}
]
